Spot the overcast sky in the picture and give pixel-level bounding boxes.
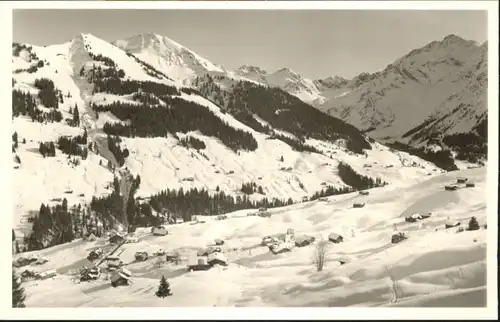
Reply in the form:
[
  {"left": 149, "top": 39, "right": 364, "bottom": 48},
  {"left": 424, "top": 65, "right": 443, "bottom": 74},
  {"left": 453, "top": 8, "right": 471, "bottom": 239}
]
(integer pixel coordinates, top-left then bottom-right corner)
[{"left": 13, "top": 9, "right": 487, "bottom": 79}]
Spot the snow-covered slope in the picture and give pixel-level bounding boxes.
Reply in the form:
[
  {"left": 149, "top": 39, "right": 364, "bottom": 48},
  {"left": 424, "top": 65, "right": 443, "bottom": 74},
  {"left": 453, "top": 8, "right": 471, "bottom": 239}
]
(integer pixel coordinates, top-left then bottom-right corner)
[
  {"left": 112, "top": 33, "right": 226, "bottom": 85},
  {"left": 317, "top": 35, "right": 488, "bottom": 144},
  {"left": 11, "top": 32, "right": 448, "bottom": 239},
  {"left": 235, "top": 66, "right": 327, "bottom": 104},
  {"left": 14, "top": 167, "right": 488, "bottom": 307}
]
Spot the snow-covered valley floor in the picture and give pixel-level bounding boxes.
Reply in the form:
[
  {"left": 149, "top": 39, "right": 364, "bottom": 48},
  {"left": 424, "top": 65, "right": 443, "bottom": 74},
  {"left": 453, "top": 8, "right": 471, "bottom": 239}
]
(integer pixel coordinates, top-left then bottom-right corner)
[{"left": 14, "top": 167, "right": 489, "bottom": 307}]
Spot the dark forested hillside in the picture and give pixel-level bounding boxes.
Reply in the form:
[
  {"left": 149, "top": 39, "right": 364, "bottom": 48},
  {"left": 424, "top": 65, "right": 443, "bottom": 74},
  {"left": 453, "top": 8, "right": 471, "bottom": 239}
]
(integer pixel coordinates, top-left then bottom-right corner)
[
  {"left": 96, "top": 100, "right": 258, "bottom": 152},
  {"left": 195, "top": 76, "right": 372, "bottom": 154}
]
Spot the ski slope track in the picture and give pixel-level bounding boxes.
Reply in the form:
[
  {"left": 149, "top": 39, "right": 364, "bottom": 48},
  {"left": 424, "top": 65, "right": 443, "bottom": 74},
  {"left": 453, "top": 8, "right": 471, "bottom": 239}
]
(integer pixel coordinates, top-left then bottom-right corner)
[{"left": 14, "top": 167, "right": 488, "bottom": 307}]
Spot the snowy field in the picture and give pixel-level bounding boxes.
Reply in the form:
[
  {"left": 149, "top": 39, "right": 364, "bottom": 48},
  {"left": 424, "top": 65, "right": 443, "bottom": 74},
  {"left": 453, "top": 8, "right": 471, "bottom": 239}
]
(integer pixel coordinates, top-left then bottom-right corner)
[{"left": 14, "top": 167, "right": 488, "bottom": 307}]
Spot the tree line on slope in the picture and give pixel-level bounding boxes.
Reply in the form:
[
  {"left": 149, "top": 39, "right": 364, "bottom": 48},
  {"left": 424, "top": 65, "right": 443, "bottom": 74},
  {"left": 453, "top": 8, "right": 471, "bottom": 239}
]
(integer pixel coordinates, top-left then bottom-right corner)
[
  {"left": 178, "top": 136, "right": 206, "bottom": 150},
  {"left": 148, "top": 188, "right": 294, "bottom": 223},
  {"left": 12, "top": 89, "right": 62, "bottom": 123},
  {"left": 107, "top": 135, "right": 129, "bottom": 167},
  {"left": 337, "top": 161, "right": 388, "bottom": 190},
  {"left": 96, "top": 100, "right": 258, "bottom": 153},
  {"left": 195, "top": 75, "right": 372, "bottom": 154},
  {"left": 385, "top": 141, "right": 458, "bottom": 171}
]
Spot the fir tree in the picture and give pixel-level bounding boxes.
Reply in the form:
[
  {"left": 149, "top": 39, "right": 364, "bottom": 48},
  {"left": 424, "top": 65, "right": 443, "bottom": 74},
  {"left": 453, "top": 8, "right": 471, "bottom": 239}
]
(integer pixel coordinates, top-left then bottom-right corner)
[
  {"left": 280, "top": 155, "right": 284, "bottom": 162},
  {"left": 73, "top": 105, "right": 80, "bottom": 127},
  {"left": 467, "top": 216, "right": 480, "bottom": 231},
  {"left": 12, "top": 269, "right": 26, "bottom": 308},
  {"left": 155, "top": 275, "right": 172, "bottom": 298},
  {"left": 39, "top": 142, "right": 46, "bottom": 158}
]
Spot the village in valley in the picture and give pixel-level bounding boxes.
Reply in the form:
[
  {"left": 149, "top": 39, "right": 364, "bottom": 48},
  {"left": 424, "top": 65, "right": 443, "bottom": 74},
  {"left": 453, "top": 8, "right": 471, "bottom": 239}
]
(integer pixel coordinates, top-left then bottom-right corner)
[{"left": 9, "top": 6, "right": 491, "bottom": 310}]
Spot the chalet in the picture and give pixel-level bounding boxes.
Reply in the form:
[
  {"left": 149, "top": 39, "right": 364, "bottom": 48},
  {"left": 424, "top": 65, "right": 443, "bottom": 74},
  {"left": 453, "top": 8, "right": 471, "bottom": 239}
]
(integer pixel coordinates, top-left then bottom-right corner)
[
  {"left": 328, "top": 232, "right": 344, "bottom": 244},
  {"left": 85, "top": 233, "right": 98, "bottom": 242},
  {"left": 227, "top": 170, "right": 234, "bottom": 175},
  {"left": 151, "top": 226, "right": 168, "bottom": 236},
  {"left": 269, "top": 241, "right": 294, "bottom": 255},
  {"left": 188, "top": 257, "right": 211, "bottom": 271},
  {"left": 87, "top": 248, "right": 103, "bottom": 262},
  {"left": 286, "top": 167, "right": 293, "bottom": 171},
  {"left": 214, "top": 239, "right": 225, "bottom": 246},
  {"left": 110, "top": 268, "right": 132, "bottom": 287},
  {"left": 445, "top": 220, "right": 461, "bottom": 229},
  {"left": 258, "top": 177, "right": 263, "bottom": 180},
  {"left": 286, "top": 228, "right": 295, "bottom": 235},
  {"left": 207, "top": 252, "right": 228, "bottom": 266},
  {"left": 182, "top": 177, "right": 195, "bottom": 182},
  {"left": 13, "top": 257, "right": 32, "bottom": 268},
  {"left": 33, "top": 257, "right": 49, "bottom": 266},
  {"left": 466, "top": 182, "right": 476, "bottom": 188},
  {"left": 258, "top": 211, "right": 272, "bottom": 218},
  {"left": 445, "top": 185, "right": 459, "bottom": 191},
  {"left": 259, "top": 207, "right": 268, "bottom": 212},
  {"left": 109, "top": 232, "right": 125, "bottom": 244},
  {"left": 261, "top": 236, "right": 279, "bottom": 247},
  {"left": 457, "top": 177, "right": 468, "bottom": 184},
  {"left": 21, "top": 269, "right": 36, "bottom": 282},
  {"left": 154, "top": 249, "right": 166, "bottom": 256},
  {"left": 391, "top": 232, "right": 408, "bottom": 244},
  {"left": 294, "top": 235, "right": 315, "bottom": 247},
  {"left": 125, "top": 235, "right": 139, "bottom": 243},
  {"left": 318, "top": 197, "right": 328, "bottom": 202},
  {"left": 321, "top": 182, "right": 327, "bottom": 186},
  {"left": 353, "top": 202, "right": 365, "bottom": 208},
  {"left": 302, "top": 196, "right": 309, "bottom": 202},
  {"left": 405, "top": 213, "right": 423, "bottom": 223},
  {"left": 64, "top": 190, "right": 73, "bottom": 194},
  {"left": 421, "top": 212, "right": 432, "bottom": 219},
  {"left": 105, "top": 256, "right": 122, "bottom": 270},
  {"left": 166, "top": 252, "right": 181, "bottom": 263},
  {"left": 35, "top": 270, "right": 57, "bottom": 280},
  {"left": 134, "top": 252, "right": 149, "bottom": 262},
  {"left": 216, "top": 215, "right": 228, "bottom": 220},
  {"left": 359, "top": 190, "right": 369, "bottom": 196},
  {"left": 80, "top": 267, "right": 100, "bottom": 281}
]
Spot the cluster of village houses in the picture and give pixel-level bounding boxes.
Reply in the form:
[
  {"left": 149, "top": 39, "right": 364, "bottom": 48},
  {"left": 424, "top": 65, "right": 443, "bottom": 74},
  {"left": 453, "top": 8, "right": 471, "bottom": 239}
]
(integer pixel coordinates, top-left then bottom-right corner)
[{"left": 13, "top": 176, "right": 481, "bottom": 289}]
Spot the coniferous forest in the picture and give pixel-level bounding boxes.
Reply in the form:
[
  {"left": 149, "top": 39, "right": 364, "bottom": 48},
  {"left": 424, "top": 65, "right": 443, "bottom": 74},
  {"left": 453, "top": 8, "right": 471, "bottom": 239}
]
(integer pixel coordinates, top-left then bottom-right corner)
[
  {"left": 97, "top": 100, "right": 258, "bottom": 152},
  {"left": 195, "top": 75, "right": 372, "bottom": 154},
  {"left": 337, "top": 162, "right": 388, "bottom": 190}
]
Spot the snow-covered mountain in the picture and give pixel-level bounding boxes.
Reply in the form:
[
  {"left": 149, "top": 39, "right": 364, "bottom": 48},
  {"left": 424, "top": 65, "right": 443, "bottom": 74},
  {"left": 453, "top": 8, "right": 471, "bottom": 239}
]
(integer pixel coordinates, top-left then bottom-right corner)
[
  {"left": 12, "top": 32, "right": 450, "bottom": 244},
  {"left": 112, "top": 33, "right": 227, "bottom": 86},
  {"left": 235, "top": 66, "right": 327, "bottom": 104},
  {"left": 112, "top": 33, "right": 487, "bottom": 156},
  {"left": 10, "top": 32, "right": 489, "bottom": 310},
  {"left": 317, "top": 35, "right": 488, "bottom": 145}
]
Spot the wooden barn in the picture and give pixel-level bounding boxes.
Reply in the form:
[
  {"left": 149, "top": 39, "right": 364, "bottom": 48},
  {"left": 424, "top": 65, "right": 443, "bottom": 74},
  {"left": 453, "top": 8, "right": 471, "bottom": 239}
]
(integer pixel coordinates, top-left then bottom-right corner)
[
  {"left": 35, "top": 270, "right": 57, "bottom": 280},
  {"left": 353, "top": 202, "right": 365, "bottom": 208},
  {"left": 87, "top": 248, "right": 103, "bottom": 262},
  {"left": 110, "top": 268, "right": 132, "bottom": 287},
  {"left": 445, "top": 185, "right": 459, "bottom": 191},
  {"left": 445, "top": 220, "right": 461, "bottom": 229},
  {"left": 151, "top": 226, "right": 168, "bottom": 236},
  {"left": 207, "top": 252, "right": 228, "bottom": 267},
  {"left": 466, "top": 182, "right": 476, "bottom": 188},
  {"left": 405, "top": 213, "right": 423, "bottom": 223},
  {"left": 359, "top": 190, "right": 370, "bottom": 196},
  {"left": 391, "top": 232, "right": 408, "bottom": 244},
  {"left": 328, "top": 232, "right": 344, "bottom": 244},
  {"left": 105, "top": 256, "right": 122, "bottom": 270},
  {"left": 294, "top": 235, "right": 315, "bottom": 247},
  {"left": 214, "top": 239, "right": 225, "bottom": 246},
  {"left": 457, "top": 177, "right": 468, "bottom": 184},
  {"left": 188, "top": 257, "right": 211, "bottom": 271},
  {"left": 269, "top": 241, "right": 294, "bottom": 255},
  {"left": 134, "top": 252, "right": 149, "bottom": 262}
]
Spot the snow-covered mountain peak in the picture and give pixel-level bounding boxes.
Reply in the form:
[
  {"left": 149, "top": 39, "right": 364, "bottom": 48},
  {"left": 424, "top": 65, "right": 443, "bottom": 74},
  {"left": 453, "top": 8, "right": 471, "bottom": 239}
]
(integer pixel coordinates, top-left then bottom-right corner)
[
  {"left": 112, "top": 33, "right": 224, "bottom": 84},
  {"left": 314, "top": 75, "right": 349, "bottom": 89}
]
